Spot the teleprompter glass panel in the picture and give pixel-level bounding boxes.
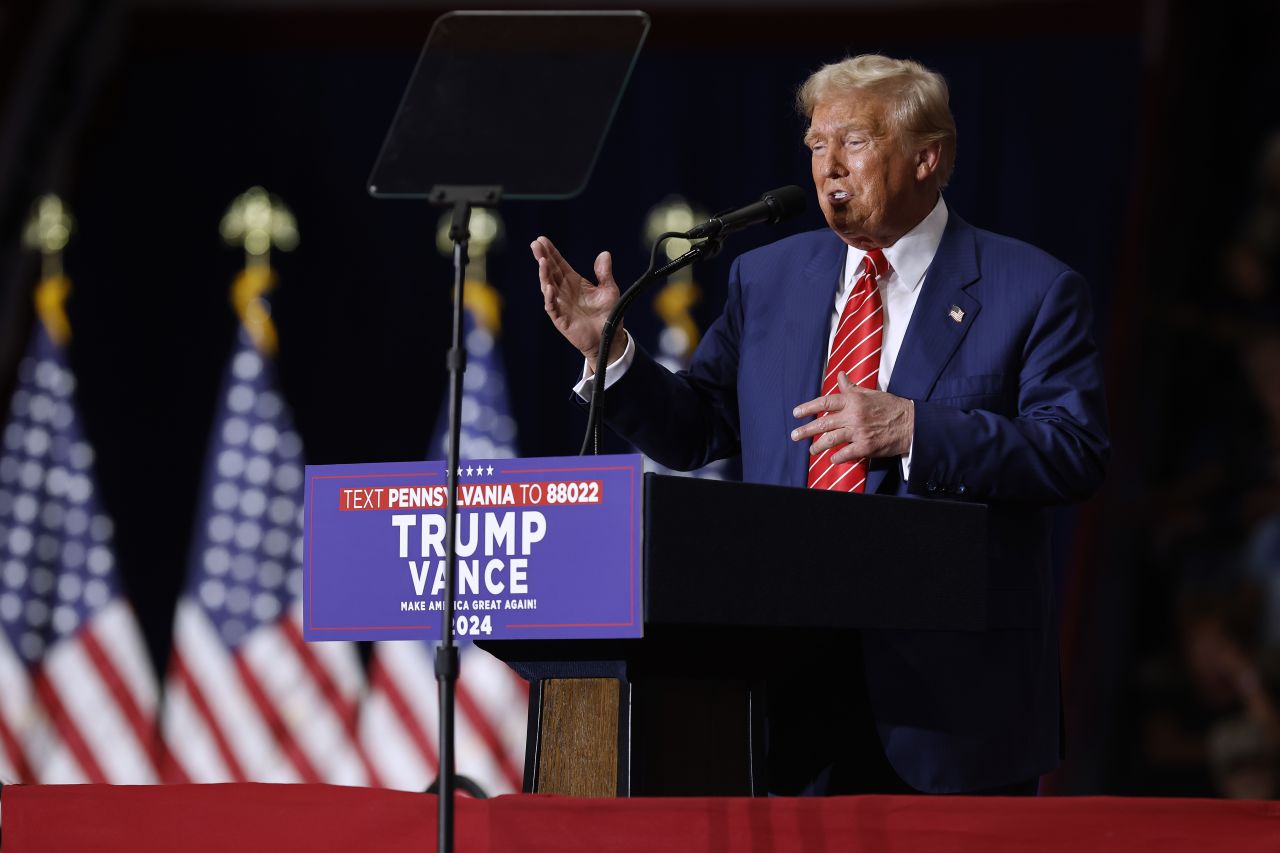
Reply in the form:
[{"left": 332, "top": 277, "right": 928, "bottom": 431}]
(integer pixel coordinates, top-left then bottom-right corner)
[{"left": 368, "top": 10, "right": 650, "bottom": 200}]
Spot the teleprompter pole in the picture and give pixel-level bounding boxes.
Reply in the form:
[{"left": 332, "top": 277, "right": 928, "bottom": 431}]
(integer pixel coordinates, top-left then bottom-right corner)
[{"left": 431, "top": 184, "right": 501, "bottom": 853}]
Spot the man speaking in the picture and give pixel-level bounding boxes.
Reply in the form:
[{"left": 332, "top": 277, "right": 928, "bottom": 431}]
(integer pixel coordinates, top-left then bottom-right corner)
[{"left": 531, "top": 55, "right": 1109, "bottom": 796}]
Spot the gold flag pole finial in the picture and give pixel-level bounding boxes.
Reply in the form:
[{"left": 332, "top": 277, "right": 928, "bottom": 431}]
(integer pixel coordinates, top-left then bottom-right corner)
[
  {"left": 221, "top": 187, "right": 299, "bottom": 356},
  {"left": 22, "top": 194, "right": 75, "bottom": 345},
  {"left": 644, "top": 197, "right": 706, "bottom": 360},
  {"left": 437, "top": 208, "right": 505, "bottom": 334}
]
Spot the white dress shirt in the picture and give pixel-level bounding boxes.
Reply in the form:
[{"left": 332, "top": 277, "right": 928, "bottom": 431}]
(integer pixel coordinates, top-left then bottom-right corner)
[
  {"left": 575, "top": 196, "right": 950, "bottom": 481},
  {"left": 836, "top": 196, "right": 949, "bottom": 479}
]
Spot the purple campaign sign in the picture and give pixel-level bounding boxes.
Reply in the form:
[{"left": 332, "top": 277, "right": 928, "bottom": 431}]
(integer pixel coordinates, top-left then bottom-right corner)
[{"left": 302, "top": 454, "right": 643, "bottom": 641}]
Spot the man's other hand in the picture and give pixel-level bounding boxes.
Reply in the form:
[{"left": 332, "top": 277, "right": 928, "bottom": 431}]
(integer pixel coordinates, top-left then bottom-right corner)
[{"left": 791, "top": 371, "right": 914, "bottom": 461}]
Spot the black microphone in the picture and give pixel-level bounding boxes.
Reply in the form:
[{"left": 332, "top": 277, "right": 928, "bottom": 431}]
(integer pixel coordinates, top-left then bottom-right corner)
[{"left": 684, "top": 185, "right": 807, "bottom": 240}]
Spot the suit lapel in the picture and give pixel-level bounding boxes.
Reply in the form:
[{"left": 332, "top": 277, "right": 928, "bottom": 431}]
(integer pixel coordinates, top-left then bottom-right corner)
[
  {"left": 781, "top": 235, "right": 846, "bottom": 487},
  {"left": 886, "top": 213, "right": 982, "bottom": 404}
]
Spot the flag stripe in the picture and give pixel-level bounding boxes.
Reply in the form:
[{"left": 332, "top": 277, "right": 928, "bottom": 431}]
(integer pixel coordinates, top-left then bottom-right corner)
[
  {"left": 455, "top": 678, "right": 523, "bottom": 792},
  {"left": 31, "top": 667, "right": 108, "bottom": 783},
  {"left": 94, "top": 603, "right": 160, "bottom": 715},
  {"left": 361, "top": 692, "right": 431, "bottom": 790},
  {"left": 0, "top": 637, "right": 34, "bottom": 782},
  {"left": 45, "top": 639, "right": 157, "bottom": 783},
  {"left": 152, "top": 722, "right": 192, "bottom": 784},
  {"left": 371, "top": 656, "right": 440, "bottom": 775},
  {"left": 301, "top": 621, "right": 366, "bottom": 700},
  {"left": 174, "top": 602, "right": 288, "bottom": 779},
  {"left": 231, "top": 654, "right": 323, "bottom": 784},
  {"left": 169, "top": 651, "right": 247, "bottom": 781},
  {"left": 79, "top": 625, "right": 164, "bottom": 778},
  {"left": 160, "top": 682, "right": 224, "bottom": 782},
  {"left": 0, "top": 706, "right": 33, "bottom": 782},
  {"left": 279, "top": 617, "right": 383, "bottom": 787},
  {"left": 240, "top": 625, "right": 365, "bottom": 785}
]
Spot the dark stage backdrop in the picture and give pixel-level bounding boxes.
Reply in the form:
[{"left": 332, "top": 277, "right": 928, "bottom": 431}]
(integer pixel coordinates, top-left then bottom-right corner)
[{"left": 8, "top": 4, "right": 1143, "bottom": 786}]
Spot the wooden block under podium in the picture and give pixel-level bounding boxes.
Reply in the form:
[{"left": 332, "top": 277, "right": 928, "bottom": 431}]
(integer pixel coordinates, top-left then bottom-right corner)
[{"left": 531, "top": 679, "right": 621, "bottom": 797}]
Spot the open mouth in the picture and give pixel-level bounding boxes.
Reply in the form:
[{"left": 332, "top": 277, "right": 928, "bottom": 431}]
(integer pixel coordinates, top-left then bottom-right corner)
[{"left": 828, "top": 190, "right": 850, "bottom": 204}]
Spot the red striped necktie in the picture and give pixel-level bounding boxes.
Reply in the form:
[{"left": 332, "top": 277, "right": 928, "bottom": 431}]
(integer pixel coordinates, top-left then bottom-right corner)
[{"left": 807, "top": 248, "right": 887, "bottom": 493}]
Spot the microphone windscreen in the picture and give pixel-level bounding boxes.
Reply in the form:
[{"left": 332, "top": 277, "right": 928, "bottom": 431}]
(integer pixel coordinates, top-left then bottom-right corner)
[{"left": 761, "top": 185, "right": 808, "bottom": 221}]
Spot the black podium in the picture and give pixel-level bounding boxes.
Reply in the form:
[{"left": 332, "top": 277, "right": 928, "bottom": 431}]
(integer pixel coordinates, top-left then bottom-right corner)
[{"left": 480, "top": 473, "right": 988, "bottom": 797}]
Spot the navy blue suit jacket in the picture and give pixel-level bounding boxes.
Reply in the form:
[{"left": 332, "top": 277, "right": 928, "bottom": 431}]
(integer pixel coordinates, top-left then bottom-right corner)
[{"left": 601, "top": 211, "right": 1110, "bottom": 792}]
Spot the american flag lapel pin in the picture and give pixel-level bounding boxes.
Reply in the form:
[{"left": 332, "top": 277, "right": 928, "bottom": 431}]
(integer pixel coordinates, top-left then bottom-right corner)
[{"left": 949, "top": 304, "right": 965, "bottom": 324}]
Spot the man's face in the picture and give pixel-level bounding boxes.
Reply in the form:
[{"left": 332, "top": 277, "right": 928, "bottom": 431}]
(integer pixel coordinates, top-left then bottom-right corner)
[{"left": 805, "top": 92, "right": 929, "bottom": 250}]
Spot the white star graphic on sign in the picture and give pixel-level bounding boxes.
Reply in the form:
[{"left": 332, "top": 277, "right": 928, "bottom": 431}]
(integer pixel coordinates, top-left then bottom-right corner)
[
  {"left": 487, "top": 465, "right": 494, "bottom": 475},
  {"left": 466, "top": 466, "right": 474, "bottom": 476},
  {"left": 456, "top": 466, "right": 463, "bottom": 477}
]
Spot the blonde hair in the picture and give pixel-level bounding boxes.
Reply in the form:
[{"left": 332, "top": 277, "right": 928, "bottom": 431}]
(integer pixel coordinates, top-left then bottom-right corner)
[{"left": 797, "top": 54, "right": 957, "bottom": 187}]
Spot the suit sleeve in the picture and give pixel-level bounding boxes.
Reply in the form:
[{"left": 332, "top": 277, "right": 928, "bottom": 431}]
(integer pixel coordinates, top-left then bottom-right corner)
[
  {"left": 907, "top": 269, "right": 1110, "bottom": 505},
  {"left": 593, "top": 258, "right": 746, "bottom": 471}
]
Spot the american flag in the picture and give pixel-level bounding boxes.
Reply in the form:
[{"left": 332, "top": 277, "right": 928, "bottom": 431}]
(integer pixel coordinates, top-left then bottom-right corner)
[
  {"left": 0, "top": 324, "right": 162, "bottom": 784},
  {"left": 161, "top": 326, "right": 380, "bottom": 785},
  {"left": 360, "top": 282, "right": 529, "bottom": 795}
]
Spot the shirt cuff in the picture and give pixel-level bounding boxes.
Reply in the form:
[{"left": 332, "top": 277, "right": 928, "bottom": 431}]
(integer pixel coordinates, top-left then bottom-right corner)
[
  {"left": 900, "top": 401, "right": 914, "bottom": 481},
  {"left": 573, "top": 332, "right": 635, "bottom": 401}
]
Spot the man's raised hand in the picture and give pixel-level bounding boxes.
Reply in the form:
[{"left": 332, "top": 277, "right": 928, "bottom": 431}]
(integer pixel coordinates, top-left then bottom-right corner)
[{"left": 531, "top": 236, "right": 627, "bottom": 366}]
